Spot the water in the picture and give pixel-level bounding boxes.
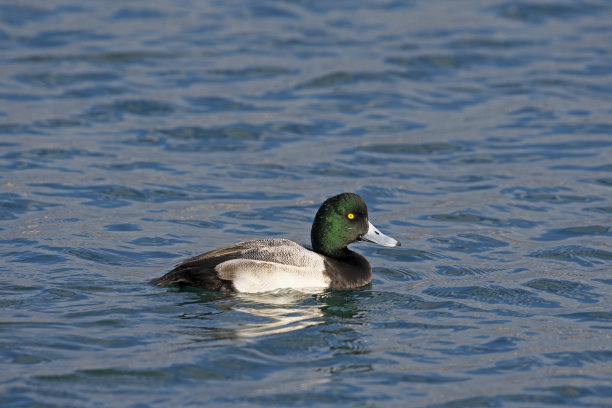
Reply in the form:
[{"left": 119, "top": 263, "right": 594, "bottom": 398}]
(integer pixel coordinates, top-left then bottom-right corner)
[{"left": 1, "top": 0, "right": 611, "bottom": 406}]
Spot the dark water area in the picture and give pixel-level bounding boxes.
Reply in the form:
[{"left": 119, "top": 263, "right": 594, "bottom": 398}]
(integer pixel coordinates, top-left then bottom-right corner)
[{"left": 1, "top": 1, "right": 611, "bottom": 407}]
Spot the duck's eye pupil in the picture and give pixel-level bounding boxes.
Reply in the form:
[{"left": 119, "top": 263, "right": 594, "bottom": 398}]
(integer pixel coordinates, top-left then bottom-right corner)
[{"left": 347, "top": 213, "right": 354, "bottom": 220}]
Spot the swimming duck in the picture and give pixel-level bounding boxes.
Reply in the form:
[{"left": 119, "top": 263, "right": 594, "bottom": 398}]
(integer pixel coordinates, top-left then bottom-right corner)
[{"left": 152, "top": 192, "right": 400, "bottom": 292}]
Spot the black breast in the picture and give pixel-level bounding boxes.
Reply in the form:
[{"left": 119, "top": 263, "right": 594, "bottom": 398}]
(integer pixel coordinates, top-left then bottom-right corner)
[{"left": 323, "top": 251, "right": 371, "bottom": 289}]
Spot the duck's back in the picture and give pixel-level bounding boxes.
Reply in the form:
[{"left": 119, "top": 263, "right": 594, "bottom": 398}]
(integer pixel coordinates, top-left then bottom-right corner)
[{"left": 152, "top": 239, "right": 329, "bottom": 292}]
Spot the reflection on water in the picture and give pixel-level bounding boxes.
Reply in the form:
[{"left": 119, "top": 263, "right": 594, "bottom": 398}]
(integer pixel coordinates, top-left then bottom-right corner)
[
  {"left": 174, "top": 289, "right": 325, "bottom": 344},
  {"left": 232, "top": 290, "right": 324, "bottom": 338}
]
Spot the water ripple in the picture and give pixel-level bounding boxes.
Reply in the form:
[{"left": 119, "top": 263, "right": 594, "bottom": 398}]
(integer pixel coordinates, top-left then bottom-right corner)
[
  {"left": 560, "top": 312, "right": 612, "bottom": 323},
  {"left": 424, "top": 286, "right": 559, "bottom": 308},
  {"left": 431, "top": 234, "right": 509, "bottom": 253},
  {"left": 17, "top": 50, "right": 181, "bottom": 64},
  {"left": 530, "top": 246, "right": 612, "bottom": 266},
  {"left": 544, "top": 350, "right": 612, "bottom": 367},
  {"left": 357, "top": 142, "right": 465, "bottom": 155},
  {"left": 535, "top": 226, "right": 612, "bottom": 241},
  {"left": 524, "top": 279, "right": 601, "bottom": 304},
  {"left": 467, "top": 355, "right": 542, "bottom": 374},
  {"left": 437, "top": 336, "right": 521, "bottom": 356},
  {"left": 15, "top": 71, "right": 118, "bottom": 88},
  {"left": 32, "top": 183, "right": 195, "bottom": 207},
  {"left": 426, "top": 212, "right": 537, "bottom": 228},
  {"left": 502, "top": 187, "right": 602, "bottom": 204},
  {"left": 81, "top": 99, "right": 175, "bottom": 121},
  {"left": 0, "top": 192, "right": 60, "bottom": 219},
  {"left": 492, "top": 1, "right": 607, "bottom": 23}
]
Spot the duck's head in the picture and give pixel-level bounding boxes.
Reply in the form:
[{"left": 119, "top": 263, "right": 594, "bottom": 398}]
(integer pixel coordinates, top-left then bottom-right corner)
[{"left": 310, "top": 192, "right": 400, "bottom": 257}]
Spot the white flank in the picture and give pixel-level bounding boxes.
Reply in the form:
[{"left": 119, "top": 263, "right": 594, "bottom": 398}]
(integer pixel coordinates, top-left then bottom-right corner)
[{"left": 216, "top": 259, "right": 330, "bottom": 293}]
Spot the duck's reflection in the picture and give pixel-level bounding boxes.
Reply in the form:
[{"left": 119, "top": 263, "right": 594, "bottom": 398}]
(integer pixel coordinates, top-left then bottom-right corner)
[
  {"left": 231, "top": 289, "right": 325, "bottom": 338},
  {"left": 175, "top": 289, "right": 326, "bottom": 343}
]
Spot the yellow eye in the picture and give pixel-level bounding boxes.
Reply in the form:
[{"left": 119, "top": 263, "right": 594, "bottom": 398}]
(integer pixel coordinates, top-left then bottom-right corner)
[{"left": 347, "top": 213, "right": 354, "bottom": 220}]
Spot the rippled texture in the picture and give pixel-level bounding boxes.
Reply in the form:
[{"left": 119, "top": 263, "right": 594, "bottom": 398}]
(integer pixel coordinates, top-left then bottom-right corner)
[{"left": 1, "top": 1, "right": 611, "bottom": 407}]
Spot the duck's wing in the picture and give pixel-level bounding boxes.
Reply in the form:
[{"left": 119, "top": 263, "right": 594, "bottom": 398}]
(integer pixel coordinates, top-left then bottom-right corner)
[
  {"left": 238, "top": 239, "right": 324, "bottom": 266},
  {"left": 152, "top": 239, "right": 327, "bottom": 292}
]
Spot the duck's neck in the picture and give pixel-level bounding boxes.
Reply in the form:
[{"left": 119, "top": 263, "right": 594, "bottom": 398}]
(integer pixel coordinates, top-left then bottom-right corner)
[{"left": 321, "top": 246, "right": 352, "bottom": 258}]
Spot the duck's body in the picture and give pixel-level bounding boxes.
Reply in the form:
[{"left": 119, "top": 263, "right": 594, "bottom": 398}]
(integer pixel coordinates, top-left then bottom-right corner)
[
  {"left": 152, "top": 238, "right": 371, "bottom": 292},
  {"left": 153, "top": 193, "right": 399, "bottom": 293}
]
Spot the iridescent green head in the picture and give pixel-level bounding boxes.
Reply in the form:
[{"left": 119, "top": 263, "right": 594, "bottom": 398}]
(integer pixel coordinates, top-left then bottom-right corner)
[{"left": 310, "top": 193, "right": 400, "bottom": 257}]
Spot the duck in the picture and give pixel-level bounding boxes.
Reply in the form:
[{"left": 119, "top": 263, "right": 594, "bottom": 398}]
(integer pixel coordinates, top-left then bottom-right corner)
[{"left": 152, "top": 192, "right": 400, "bottom": 293}]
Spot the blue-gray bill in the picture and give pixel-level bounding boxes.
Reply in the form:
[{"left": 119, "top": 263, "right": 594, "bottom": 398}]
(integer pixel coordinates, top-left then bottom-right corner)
[{"left": 360, "top": 221, "right": 401, "bottom": 247}]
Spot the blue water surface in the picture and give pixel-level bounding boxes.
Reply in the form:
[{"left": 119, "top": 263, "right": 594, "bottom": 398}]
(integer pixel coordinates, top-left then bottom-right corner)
[{"left": 1, "top": 1, "right": 611, "bottom": 407}]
